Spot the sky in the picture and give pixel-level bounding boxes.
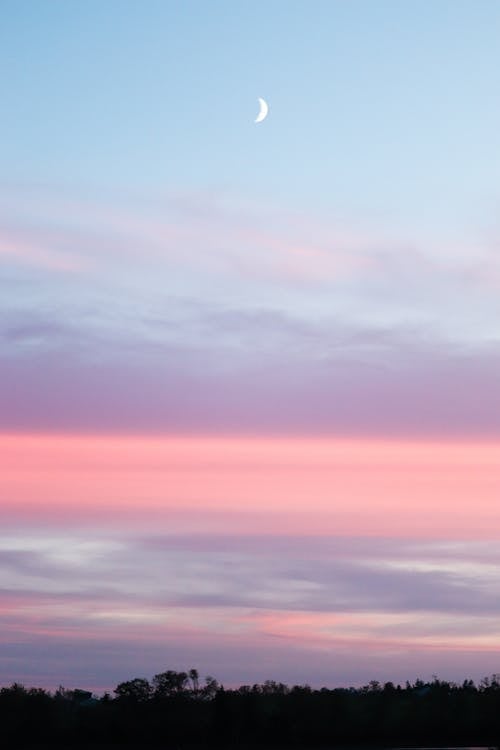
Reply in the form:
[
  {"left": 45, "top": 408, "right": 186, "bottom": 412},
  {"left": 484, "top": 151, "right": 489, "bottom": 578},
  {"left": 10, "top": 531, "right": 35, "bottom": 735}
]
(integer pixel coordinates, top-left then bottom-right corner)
[{"left": 1, "top": 0, "right": 500, "bottom": 692}]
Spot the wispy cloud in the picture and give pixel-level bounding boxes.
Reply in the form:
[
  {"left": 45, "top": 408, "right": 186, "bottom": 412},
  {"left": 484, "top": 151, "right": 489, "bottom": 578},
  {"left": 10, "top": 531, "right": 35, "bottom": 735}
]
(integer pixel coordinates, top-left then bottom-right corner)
[
  {"left": 1, "top": 324, "right": 499, "bottom": 434},
  {"left": 1, "top": 530, "right": 500, "bottom": 689},
  {"left": 0, "top": 228, "right": 89, "bottom": 272},
  {"left": 1, "top": 183, "right": 499, "bottom": 434}
]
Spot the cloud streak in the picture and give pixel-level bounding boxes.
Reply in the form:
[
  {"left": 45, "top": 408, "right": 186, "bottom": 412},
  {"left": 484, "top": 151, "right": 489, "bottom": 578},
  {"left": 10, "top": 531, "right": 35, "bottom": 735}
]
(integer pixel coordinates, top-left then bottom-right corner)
[
  {"left": 1, "top": 528, "right": 500, "bottom": 690},
  {"left": 1, "top": 308, "right": 500, "bottom": 435},
  {"left": 1, "top": 184, "right": 499, "bottom": 435},
  {"left": 1, "top": 435, "right": 499, "bottom": 532}
]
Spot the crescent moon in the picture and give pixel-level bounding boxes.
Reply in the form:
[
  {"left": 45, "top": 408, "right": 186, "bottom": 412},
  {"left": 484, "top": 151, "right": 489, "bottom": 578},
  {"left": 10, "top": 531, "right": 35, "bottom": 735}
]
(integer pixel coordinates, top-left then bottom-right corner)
[{"left": 254, "top": 97, "right": 269, "bottom": 123}]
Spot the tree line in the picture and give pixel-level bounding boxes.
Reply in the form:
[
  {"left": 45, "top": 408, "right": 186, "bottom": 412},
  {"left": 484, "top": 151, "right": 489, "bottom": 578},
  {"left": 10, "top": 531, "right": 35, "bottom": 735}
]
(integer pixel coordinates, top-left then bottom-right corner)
[{"left": 2, "top": 669, "right": 500, "bottom": 747}]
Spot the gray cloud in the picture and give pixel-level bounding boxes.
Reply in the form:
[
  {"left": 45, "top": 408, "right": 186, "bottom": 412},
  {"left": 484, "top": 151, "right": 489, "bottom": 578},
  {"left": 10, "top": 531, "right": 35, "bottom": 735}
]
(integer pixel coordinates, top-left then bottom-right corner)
[
  {"left": 2, "top": 532, "right": 500, "bottom": 690},
  {"left": 2, "top": 534, "right": 500, "bottom": 617}
]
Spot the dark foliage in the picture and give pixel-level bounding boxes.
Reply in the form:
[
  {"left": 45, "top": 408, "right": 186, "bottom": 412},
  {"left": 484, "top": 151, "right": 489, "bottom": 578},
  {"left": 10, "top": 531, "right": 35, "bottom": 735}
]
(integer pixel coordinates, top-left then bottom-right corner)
[{"left": 2, "top": 670, "right": 500, "bottom": 748}]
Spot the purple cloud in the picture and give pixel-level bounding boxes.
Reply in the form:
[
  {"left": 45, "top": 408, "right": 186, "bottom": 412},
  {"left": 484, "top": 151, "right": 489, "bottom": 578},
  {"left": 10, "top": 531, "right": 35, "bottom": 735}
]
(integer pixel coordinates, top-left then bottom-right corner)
[
  {"left": 1, "top": 183, "right": 499, "bottom": 435},
  {"left": 1, "top": 533, "right": 500, "bottom": 691}
]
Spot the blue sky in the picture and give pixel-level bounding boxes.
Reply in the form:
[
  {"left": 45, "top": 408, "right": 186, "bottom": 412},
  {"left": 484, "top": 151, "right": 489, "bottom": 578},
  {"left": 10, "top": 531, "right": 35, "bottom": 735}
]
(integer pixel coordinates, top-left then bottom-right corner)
[
  {"left": 2, "top": 0, "right": 500, "bottom": 231},
  {"left": 1, "top": 1, "right": 500, "bottom": 435}
]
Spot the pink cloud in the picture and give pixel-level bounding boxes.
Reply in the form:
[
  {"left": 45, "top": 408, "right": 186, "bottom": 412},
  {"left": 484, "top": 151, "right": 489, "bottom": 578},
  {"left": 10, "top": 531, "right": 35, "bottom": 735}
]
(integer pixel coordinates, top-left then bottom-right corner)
[
  {"left": 1, "top": 598, "right": 500, "bottom": 691},
  {"left": 0, "top": 228, "right": 89, "bottom": 272},
  {"left": 1, "top": 435, "right": 499, "bottom": 538},
  {"left": 3, "top": 183, "right": 497, "bottom": 290}
]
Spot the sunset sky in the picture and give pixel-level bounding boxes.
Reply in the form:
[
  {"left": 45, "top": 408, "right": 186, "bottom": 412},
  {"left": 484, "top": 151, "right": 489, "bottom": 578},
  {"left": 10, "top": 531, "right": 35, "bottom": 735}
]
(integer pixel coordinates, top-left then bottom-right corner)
[{"left": 1, "top": 0, "right": 500, "bottom": 692}]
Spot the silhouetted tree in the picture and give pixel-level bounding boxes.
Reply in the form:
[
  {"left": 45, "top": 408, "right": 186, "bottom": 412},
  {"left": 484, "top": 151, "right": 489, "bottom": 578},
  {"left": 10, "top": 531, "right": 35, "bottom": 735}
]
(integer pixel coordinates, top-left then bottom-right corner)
[
  {"left": 115, "top": 677, "right": 152, "bottom": 702},
  {"left": 2, "top": 669, "right": 500, "bottom": 747},
  {"left": 152, "top": 669, "right": 188, "bottom": 698}
]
